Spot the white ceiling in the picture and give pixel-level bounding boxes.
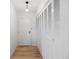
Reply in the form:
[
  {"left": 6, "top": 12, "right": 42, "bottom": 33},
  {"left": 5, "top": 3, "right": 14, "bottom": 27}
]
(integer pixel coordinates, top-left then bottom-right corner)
[{"left": 11, "top": 0, "right": 42, "bottom": 13}]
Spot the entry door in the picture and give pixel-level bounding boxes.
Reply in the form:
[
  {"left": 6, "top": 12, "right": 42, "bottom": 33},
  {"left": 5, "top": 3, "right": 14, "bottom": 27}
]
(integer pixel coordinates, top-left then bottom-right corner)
[{"left": 19, "top": 19, "right": 32, "bottom": 45}]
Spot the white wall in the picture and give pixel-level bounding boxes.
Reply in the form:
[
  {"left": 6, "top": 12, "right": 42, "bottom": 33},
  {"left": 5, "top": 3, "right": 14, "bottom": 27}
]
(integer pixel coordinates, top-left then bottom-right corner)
[
  {"left": 36, "top": 0, "right": 69, "bottom": 59},
  {"left": 10, "top": 2, "right": 18, "bottom": 56},
  {"left": 53, "top": 0, "right": 69, "bottom": 59},
  {"left": 17, "top": 12, "right": 37, "bottom": 46}
]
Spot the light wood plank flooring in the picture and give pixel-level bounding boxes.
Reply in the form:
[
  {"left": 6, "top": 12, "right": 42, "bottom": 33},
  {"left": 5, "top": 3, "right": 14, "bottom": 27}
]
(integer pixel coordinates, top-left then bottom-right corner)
[{"left": 11, "top": 45, "right": 42, "bottom": 59}]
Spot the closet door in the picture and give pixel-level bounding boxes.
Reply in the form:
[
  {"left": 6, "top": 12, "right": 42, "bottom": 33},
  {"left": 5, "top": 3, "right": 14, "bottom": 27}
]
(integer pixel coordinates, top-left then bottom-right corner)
[{"left": 45, "top": 3, "right": 55, "bottom": 59}]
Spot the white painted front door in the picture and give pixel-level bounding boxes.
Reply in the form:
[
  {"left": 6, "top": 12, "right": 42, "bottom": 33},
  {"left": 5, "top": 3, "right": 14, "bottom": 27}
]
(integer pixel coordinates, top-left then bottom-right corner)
[{"left": 18, "top": 19, "right": 32, "bottom": 45}]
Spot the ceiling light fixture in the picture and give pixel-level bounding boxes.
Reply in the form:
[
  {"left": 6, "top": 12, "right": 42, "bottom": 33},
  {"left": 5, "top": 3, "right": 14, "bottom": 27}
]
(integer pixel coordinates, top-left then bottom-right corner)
[
  {"left": 25, "top": 9, "right": 29, "bottom": 12},
  {"left": 25, "top": 1, "right": 29, "bottom": 12}
]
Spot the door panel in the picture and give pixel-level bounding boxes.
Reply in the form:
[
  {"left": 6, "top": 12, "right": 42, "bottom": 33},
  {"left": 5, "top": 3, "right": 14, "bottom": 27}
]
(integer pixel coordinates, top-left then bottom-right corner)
[{"left": 18, "top": 19, "right": 32, "bottom": 45}]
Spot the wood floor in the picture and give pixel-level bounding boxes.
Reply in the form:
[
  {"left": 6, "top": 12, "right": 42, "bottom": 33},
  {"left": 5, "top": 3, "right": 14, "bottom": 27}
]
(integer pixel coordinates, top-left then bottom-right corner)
[{"left": 11, "top": 45, "right": 42, "bottom": 59}]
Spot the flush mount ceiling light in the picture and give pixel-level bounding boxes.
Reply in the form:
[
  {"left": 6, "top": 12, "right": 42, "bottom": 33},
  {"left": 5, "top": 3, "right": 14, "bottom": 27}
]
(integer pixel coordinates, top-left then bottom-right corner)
[
  {"left": 25, "top": 1, "right": 29, "bottom": 12},
  {"left": 25, "top": 9, "right": 29, "bottom": 12}
]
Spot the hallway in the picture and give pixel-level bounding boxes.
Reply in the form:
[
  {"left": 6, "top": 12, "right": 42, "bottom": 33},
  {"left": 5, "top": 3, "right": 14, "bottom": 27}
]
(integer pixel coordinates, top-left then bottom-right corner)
[
  {"left": 11, "top": 45, "right": 42, "bottom": 59},
  {"left": 10, "top": 0, "right": 69, "bottom": 59}
]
